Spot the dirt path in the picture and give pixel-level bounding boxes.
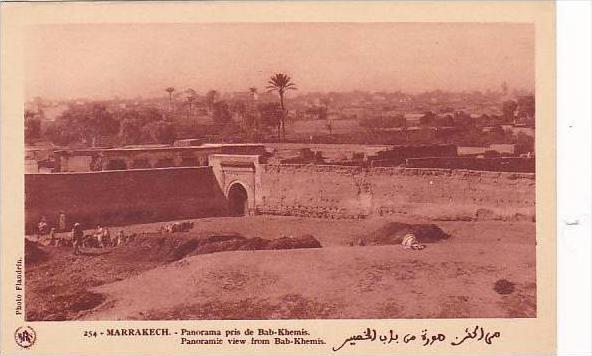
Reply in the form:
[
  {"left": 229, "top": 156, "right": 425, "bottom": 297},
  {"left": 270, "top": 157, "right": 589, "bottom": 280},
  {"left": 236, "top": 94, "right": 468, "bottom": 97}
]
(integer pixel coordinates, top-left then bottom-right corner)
[{"left": 25, "top": 216, "right": 535, "bottom": 320}]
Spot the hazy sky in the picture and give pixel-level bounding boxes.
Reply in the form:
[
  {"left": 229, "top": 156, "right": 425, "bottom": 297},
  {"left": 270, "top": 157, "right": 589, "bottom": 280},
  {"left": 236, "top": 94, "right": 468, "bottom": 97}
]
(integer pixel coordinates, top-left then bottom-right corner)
[{"left": 25, "top": 23, "right": 534, "bottom": 100}]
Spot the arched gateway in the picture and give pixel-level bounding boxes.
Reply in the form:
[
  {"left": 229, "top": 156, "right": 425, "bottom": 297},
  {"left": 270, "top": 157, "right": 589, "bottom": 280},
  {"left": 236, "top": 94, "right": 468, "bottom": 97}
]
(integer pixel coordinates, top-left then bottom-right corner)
[
  {"left": 209, "top": 154, "right": 260, "bottom": 217},
  {"left": 227, "top": 182, "right": 248, "bottom": 216}
]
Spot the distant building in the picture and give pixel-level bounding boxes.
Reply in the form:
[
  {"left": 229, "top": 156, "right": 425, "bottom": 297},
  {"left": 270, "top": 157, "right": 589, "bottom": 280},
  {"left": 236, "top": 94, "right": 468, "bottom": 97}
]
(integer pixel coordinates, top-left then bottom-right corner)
[
  {"left": 490, "top": 143, "right": 516, "bottom": 155},
  {"left": 51, "top": 144, "right": 267, "bottom": 172}
]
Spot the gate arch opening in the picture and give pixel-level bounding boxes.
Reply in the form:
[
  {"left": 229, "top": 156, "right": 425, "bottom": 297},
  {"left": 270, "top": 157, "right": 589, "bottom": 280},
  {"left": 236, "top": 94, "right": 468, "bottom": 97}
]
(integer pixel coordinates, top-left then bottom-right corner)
[{"left": 227, "top": 183, "right": 248, "bottom": 216}]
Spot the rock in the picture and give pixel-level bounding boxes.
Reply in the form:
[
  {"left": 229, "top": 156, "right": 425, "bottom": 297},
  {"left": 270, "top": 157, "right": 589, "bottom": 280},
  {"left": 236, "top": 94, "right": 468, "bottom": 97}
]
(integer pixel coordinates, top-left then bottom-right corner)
[{"left": 493, "top": 279, "right": 515, "bottom": 295}]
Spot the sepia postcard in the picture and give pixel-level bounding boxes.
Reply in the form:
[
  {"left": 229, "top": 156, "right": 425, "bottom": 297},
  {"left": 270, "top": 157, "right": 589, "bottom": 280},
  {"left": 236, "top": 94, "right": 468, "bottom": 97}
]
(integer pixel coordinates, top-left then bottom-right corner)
[{"left": 1, "top": 1, "right": 555, "bottom": 355}]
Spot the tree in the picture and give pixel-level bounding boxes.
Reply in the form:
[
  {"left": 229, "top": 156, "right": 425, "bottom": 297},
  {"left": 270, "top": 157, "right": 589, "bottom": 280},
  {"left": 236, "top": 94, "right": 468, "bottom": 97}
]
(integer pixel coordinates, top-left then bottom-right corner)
[
  {"left": 318, "top": 107, "right": 328, "bottom": 121},
  {"left": 212, "top": 100, "right": 232, "bottom": 125},
  {"left": 320, "top": 97, "right": 332, "bottom": 134},
  {"left": 45, "top": 121, "right": 78, "bottom": 146},
  {"left": 359, "top": 116, "right": 401, "bottom": 129},
  {"left": 205, "top": 90, "right": 219, "bottom": 113},
  {"left": 165, "top": 87, "right": 175, "bottom": 111},
  {"left": 24, "top": 110, "right": 41, "bottom": 142},
  {"left": 392, "top": 114, "right": 407, "bottom": 128},
  {"left": 243, "top": 110, "right": 258, "bottom": 132},
  {"left": 33, "top": 96, "right": 43, "bottom": 114},
  {"left": 419, "top": 111, "right": 436, "bottom": 127},
  {"left": 266, "top": 73, "right": 297, "bottom": 141},
  {"left": 257, "top": 102, "right": 283, "bottom": 138},
  {"left": 514, "top": 132, "right": 534, "bottom": 155},
  {"left": 502, "top": 100, "right": 518, "bottom": 123},
  {"left": 435, "top": 114, "right": 454, "bottom": 127},
  {"left": 230, "top": 100, "right": 247, "bottom": 126},
  {"left": 119, "top": 118, "right": 142, "bottom": 145},
  {"left": 452, "top": 111, "right": 475, "bottom": 130},
  {"left": 117, "top": 107, "right": 153, "bottom": 144},
  {"left": 249, "top": 87, "right": 258, "bottom": 101},
  {"left": 185, "top": 89, "right": 197, "bottom": 118},
  {"left": 516, "top": 95, "right": 535, "bottom": 124},
  {"left": 117, "top": 107, "right": 169, "bottom": 145},
  {"left": 245, "top": 87, "right": 259, "bottom": 130},
  {"left": 142, "top": 120, "right": 177, "bottom": 144},
  {"left": 501, "top": 81, "right": 509, "bottom": 96},
  {"left": 49, "top": 103, "right": 119, "bottom": 147}
]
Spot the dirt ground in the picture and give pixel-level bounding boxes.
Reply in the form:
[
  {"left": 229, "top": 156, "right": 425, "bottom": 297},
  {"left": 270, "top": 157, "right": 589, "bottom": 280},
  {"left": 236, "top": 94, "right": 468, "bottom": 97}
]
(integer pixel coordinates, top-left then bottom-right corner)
[{"left": 25, "top": 215, "right": 536, "bottom": 321}]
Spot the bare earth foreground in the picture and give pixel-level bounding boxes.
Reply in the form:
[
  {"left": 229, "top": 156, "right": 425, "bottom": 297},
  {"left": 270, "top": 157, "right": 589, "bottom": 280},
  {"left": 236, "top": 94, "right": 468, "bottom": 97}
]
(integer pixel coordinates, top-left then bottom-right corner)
[{"left": 25, "top": 215, "right": 535, "bottom": 320}]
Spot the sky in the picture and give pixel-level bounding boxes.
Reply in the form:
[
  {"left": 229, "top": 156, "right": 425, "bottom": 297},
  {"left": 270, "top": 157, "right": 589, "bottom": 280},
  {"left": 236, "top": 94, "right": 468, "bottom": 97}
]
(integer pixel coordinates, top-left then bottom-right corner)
[{"left": 25, "top": 22, "right": 534, "bottom": 100}]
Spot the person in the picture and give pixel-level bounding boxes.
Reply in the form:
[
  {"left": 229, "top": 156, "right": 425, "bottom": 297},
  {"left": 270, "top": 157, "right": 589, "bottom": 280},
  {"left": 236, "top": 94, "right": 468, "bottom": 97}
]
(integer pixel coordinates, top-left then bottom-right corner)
[
  {"left": 102, "top": 227, "right": 111, "bottom": 247},
  {"left": 116, "top": 230, "right": 125, "bottom": 247},
  {"left": 58, "top": 211, "right": 67, "bottom": 232},
  {"left": 37, "top": 216, "right": 48, "bottom": 239},
  {"left": 71, "top": 223, "right": 84, "bottom": 255},
  {"left": 401, "top": 233, "right": 425, "bottom": 250},
  {"left": 48, "top": 227, "right": 57, "bottom": 246},
  {"left": 95, "top": 225, "right": 113, "bottom": 247},
  {"left": 95, "top": 225, "right": 105, "bottom": 247}
]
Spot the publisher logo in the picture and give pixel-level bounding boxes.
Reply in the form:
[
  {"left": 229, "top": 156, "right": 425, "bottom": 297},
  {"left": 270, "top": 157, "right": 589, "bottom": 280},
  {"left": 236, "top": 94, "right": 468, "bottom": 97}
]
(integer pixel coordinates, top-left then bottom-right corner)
[{"left": 15, "top": 326, "right": 36, "bottom": 349}]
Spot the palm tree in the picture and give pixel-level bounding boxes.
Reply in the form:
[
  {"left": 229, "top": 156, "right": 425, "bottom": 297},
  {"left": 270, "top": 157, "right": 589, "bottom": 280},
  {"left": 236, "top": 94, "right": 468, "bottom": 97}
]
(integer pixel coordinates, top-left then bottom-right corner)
[
  {"left": 165, "top": 87, "right": 175, "bottom": 111},
  {"left": 205, "top": 90, "right": 219, "bottom": 114},
  {"left": 320, "top": 97, "right": 332, "bottom": 135},
  {"left": 249, "top": 87, "right": 258, "bottom": 101},
  {"left": 185, "top": 89, "right": 197, "bottom": 119},
  {"left": 266, "top": 73, "right": 297, "bottom": 141},
  {"left": 245, "top": 87, "right": 259, "bottom": 132}
]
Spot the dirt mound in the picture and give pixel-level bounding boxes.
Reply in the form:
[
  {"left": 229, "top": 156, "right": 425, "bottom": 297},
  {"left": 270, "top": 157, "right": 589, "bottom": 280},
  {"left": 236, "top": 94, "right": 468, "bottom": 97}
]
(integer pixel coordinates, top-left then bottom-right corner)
[
  {"left": 25, "top": 239, "right": 49, "bottom": 265},
  {"left": 169, "top": 239, "right": 201, "bottom": 261},
  {"left": 109, "top": 233, "right": 180, "bottom": 263},
  {"left": 40, "top": 290, "right": 107, "bottom": 321},
  {"left": 27, "top": 230, "right": 323, "bottom": 321},
  {"left": 266, "top": 234, "right": 322, "bottom": 250},
  {"left": 68, "top": 290, "right": 106, "bottom": 313},
  {"left": 193, "top": 236, "right": 269, "bottom": 256},
  {"left": 198, "top": 233, "right": 246, "bottom": 245},
  {"left": 169, "top": 234, "right": 322, "bottom": 261},
  {"left": 112, "top": 232, "right": 323, "bottom": 263},
  {"left": 360, "top": 222, "right": 450, "bottom": 246}
]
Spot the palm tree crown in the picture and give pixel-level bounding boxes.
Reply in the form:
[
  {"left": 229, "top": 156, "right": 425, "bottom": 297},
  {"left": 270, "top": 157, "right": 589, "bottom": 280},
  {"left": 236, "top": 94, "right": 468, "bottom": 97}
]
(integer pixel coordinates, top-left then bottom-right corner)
[
  {"left": 185, "top": 88, "right": 197, "bottom": 118},
  {"left": 266, "top": 73, "right": 297, "bottom": 141},
  {"left": 266, "top": 73, "right": 297, "bottom": 103},
  {"left": 165, "top": 87, "right": 175, "bottom": 111}
]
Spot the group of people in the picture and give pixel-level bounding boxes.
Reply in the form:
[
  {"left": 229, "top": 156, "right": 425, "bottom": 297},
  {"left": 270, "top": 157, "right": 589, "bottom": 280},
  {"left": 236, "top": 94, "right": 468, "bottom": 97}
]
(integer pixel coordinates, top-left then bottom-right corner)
[
  {"left": 160, "top": 221, "right": 194, "bottom": 233},
  {"left": 71, "top": 224, "right": 132, "bottom": 255},
  {"left": 35, "top": 216, "right": 194, "bottom": 256},
  {"left": 35, "top": 217, "right": 131, "bottom": 255},
  {"left": 36, "top": 216, "right": 61, "bottom": 246},
  {"left": 36, "top": 213, "right": 67, "bottom": 236}
]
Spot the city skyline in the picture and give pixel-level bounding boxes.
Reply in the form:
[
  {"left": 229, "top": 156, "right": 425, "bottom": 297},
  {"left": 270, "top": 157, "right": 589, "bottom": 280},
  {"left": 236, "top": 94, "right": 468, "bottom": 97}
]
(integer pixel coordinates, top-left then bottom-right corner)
[{"left": 25, "top": 22, "right": 534, "bottom": 100}]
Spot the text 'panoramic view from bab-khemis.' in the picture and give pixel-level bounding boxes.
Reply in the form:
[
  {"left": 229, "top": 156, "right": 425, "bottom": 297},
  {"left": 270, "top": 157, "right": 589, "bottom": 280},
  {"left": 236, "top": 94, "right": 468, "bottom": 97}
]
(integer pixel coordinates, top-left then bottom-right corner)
[{"left": 24, "top": 23, "right": 536, "bottom": 321}]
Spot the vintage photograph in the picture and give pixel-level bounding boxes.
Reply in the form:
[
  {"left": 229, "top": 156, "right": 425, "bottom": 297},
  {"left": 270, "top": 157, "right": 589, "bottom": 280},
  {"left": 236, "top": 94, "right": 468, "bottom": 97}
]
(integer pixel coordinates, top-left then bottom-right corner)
[{"left": 23, "top": 22, "right": 536, "bottom": 321}]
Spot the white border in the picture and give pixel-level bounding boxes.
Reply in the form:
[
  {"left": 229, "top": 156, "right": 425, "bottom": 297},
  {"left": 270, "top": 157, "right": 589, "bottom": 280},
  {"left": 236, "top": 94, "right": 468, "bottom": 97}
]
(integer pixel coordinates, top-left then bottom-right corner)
[{"left": 557, "top": 1, "right": 592, "bottom": 355}]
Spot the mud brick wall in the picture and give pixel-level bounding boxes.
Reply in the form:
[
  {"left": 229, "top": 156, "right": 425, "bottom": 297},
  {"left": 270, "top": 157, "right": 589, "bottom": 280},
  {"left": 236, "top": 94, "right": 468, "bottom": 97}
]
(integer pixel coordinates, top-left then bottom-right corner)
[
  {"left": 256, "top": 164, "right": 535, "bottom": 219},
  {"left": 405, "top": 157, "right": 535, "bottom": 173},
  {"left": 256, "top": 165, "right": 372, "bottom": 218},
  {"left": 25, "top": 167, "right": 227, "bottom": 233}
]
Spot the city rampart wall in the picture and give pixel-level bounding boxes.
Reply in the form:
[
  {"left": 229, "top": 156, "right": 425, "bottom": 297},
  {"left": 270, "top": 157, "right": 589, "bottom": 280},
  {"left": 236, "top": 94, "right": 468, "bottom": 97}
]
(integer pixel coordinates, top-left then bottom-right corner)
[
  {"left": 256, "top": 164, "right": 535, "bottom": 220},
  {"left": 25, "top": 167, "right": 227, "bottom": 233}
]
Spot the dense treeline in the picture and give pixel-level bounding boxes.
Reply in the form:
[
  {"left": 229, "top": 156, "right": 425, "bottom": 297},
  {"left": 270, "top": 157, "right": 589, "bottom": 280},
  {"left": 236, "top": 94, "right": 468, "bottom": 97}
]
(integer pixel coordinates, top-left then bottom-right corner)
[{"left": 24, "top": 99, "right": 292, "bottom": 147}]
